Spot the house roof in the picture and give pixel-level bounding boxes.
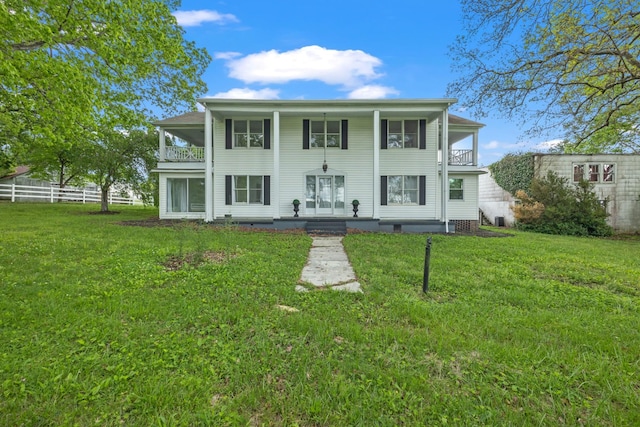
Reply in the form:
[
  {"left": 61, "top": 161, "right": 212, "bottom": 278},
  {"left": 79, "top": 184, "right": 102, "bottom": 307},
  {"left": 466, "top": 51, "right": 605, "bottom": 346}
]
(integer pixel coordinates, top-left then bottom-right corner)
[
  {"left": 448, "top": 114, "right": 483, "bottom": 127},
  {"left": 154, "top": 111, "right": 484, "bottom": 128},
  {"left": 153, "top": 111, "right": 204, "bottom": 127},
  {"left": 153, "top": 103, "right": 483, "bottom": 145},
  {"left": 0, "top": 165, "right": 30, "bottom": 180}
]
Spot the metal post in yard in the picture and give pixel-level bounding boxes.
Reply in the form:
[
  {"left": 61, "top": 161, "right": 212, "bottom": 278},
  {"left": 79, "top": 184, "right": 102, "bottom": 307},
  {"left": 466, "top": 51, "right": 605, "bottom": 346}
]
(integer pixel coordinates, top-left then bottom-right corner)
[{"left": 423, "top": 236, "right": 432, "bottom": 293}]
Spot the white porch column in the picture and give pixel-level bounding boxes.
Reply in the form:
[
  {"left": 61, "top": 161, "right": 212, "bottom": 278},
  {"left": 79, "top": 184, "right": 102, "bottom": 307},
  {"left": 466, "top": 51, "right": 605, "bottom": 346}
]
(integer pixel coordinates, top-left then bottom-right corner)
[
  {"left": 159, "top": 129, "right": 166, "bottom": 161},
  {"left": 372, "top": 110, "right": 380, "bottom": 219},
  {"left": 204, "top": 108, "right": 214, "bottom": 222},
  {"left": 272, "top": 111, "right": 280, "bottom": 219},
  {"left": 473, "top": 130, "right": 479, "bottom": 166},
  {"left": 441, "top": 109, "right": 450, "bottom": 232}
]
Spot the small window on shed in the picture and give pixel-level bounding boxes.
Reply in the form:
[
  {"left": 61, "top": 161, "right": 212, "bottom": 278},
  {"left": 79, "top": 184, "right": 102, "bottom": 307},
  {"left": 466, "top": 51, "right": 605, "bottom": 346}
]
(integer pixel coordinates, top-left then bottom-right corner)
[{"left": 573, "top": 164, "right": 584, "bottom": 182}]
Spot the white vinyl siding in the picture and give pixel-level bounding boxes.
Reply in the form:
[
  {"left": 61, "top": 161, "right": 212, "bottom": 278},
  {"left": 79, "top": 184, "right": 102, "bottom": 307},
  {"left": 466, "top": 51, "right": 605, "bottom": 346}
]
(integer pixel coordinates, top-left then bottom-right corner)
[
  {"left": 214, "top": 118, "right": 273, "bottom": 219},
  {"left": 447, "top": 174, "right": 479, "bottom": 220},
  {"left": 279, "top": 116, "right": 372, "bottom": 218},
  {"left": 380, "top": 119, "right": 438, "bottom": 219}
]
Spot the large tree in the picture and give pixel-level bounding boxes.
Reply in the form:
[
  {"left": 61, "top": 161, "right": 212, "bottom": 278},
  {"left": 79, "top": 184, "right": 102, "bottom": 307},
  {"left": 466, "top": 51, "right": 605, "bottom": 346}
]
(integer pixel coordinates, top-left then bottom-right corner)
[
  {"left": 0, "top": 0, "right": 210, "bottom": 150},
  {"left": 448, "top": 0, "right": 640, "bottom": 152},
  {"left": 87, "top": 127, "right": 157, "bottom": 212}
]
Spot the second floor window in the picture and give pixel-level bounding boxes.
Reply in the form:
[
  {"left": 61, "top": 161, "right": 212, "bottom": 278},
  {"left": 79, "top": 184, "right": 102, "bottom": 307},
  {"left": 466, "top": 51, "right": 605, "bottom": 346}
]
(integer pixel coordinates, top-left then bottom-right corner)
[
  {"left": 311, "top": 120, "right": 340, "bottom": 148},
  {"left": 573, "top": 163, "right": 615, "bottom": 183},
  {"left": 234, "top": 120, "right": 264, "bottom": 148},
  {"left": 387, "top": 120, "right": 418, "bottom": 148}
]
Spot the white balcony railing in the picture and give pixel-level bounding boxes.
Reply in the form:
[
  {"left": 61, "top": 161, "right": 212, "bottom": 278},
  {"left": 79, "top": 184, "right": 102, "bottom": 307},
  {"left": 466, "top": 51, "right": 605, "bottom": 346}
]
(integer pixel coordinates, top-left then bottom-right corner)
[
  {"left": 449, "top": 149, "right": 474, "bottom": 166},
  {"left": 165, "top": 146, "right": 205, "bottom": 161}
]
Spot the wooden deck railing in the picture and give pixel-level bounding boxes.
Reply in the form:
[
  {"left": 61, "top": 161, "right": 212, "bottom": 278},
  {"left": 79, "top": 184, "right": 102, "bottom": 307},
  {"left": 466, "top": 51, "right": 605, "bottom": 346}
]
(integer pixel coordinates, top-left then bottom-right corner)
[
  {"left": 449, "top": 149, "right": 474, "bottom": 166},
  {"left": 165, "top": 146, "right": 204, "bottom": 161}
]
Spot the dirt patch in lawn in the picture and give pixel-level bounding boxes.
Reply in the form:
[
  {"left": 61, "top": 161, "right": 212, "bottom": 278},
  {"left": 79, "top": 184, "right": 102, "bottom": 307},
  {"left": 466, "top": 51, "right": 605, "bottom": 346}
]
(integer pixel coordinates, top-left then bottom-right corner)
[
  {"left": 454, "top": 228, "right": 514, "bottom": 238},
  {"left": 163, "top": 250, "right": 235, "bottom": 271}
]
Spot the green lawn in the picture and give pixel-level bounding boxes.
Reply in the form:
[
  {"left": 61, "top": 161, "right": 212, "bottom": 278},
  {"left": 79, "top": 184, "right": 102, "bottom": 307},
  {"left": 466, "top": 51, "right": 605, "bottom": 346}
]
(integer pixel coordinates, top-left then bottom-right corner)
[{"left": 0, "top": 203, "right": 638, "bottom": 426}]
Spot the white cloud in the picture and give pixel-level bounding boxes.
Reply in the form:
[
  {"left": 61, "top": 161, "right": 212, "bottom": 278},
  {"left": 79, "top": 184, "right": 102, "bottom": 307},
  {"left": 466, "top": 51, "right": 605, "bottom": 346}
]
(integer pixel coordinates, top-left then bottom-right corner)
[
  {"left": 211, "top": 88, "right": 280, "bottom": 100},
  {"left": 223, "top": 45, "right": 383, "bottom": 88},
  {"left": 483, "top": 140, "right": 500, "bottom": 149},
  {"left": 173, "top": 10, "right": 238, "bottom": 27},
  {"left": 535, "top": 138, "right": 563, "bottom": 150},
  {"left": 347, "top": 85, "right": 399, "bottom": 99},
  {"left": 214, "top": 51, "right": 242, "bottom": 60}
]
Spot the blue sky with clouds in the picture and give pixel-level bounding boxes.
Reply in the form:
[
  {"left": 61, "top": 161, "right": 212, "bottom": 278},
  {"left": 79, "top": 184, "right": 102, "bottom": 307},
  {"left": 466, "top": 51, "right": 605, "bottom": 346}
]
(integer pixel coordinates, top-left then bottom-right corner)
[{"left": 171, "top": 0, "right": 560, "bottom": 165}]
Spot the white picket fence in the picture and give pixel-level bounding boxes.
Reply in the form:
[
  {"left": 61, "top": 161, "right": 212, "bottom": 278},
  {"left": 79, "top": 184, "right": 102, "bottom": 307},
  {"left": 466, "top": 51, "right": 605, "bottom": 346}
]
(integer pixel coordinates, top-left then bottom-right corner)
[{"left": 0, "top": 183, "right": 141, "bottom": 205}]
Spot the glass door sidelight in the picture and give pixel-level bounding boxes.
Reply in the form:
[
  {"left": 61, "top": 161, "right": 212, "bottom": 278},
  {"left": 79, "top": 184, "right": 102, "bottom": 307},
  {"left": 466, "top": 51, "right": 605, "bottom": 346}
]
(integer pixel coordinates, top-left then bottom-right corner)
[{"left": 305, "top": 175, "right": 345, "bottom": 215}]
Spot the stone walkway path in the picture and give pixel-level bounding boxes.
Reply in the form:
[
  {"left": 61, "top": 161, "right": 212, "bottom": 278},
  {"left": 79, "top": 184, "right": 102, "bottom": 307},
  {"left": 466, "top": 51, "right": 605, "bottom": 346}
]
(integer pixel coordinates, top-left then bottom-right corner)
[{"left": 296, "top": 236, "right": 362, "bottom": 293}]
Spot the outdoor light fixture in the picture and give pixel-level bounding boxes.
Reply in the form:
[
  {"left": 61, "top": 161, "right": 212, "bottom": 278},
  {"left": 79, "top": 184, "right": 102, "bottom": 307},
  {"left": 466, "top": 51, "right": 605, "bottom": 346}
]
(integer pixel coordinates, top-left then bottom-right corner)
[{"left": 322, "top": 160, "right": 328, "bottom": 172}]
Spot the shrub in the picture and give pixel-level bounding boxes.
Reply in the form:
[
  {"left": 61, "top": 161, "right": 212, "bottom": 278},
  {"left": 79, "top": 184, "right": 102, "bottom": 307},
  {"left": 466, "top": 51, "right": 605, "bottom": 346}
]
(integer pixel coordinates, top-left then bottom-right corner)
[{"left": 512, "top": 171, "right": 613, "bottom": 237}]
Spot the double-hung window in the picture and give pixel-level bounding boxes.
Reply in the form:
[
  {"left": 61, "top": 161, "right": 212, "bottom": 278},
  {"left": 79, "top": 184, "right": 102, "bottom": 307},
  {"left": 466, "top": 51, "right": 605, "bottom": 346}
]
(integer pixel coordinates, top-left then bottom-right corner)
[
  {"left": 387, "top": 120, "right": 418, "bottom": 148},
  {"left": 387, "top": 175, "right": 418, "bottom": 204},
  {"left": 449, "top": 178, "right": 464, "bottom": 200},
  {"left": 234, "top": 120, "right": 264, "bottom": 148},
  {"left": 311, "top": 120, "right": 340, "bottom": 148},
  {"left": 234, "top": 176, "right": 263, "bottom": 204}
]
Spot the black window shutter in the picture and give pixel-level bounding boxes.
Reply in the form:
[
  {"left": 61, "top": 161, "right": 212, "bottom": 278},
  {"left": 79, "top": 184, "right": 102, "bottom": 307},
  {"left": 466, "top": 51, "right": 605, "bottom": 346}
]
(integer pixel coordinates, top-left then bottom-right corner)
[
  {"left": 341, "top": 120, "right": 348, "bottom": 150},
  {"left": 263, "top": 176, "right": 271, "bottom": 205},
  {"left": 225, "top": 175, "right": 232, "bottom": 205},
  {"left": 381, "top": 176, "right": 388, "bottom": 205},
  {"left": 381, "top": 119, "right": 388, "bottom": 149},
  {"left": 225, "top": 119, "right": 232, "bottom": 149},
  {"left": 419, "top": 119, "right": 426, "bottom": 150},
  {"left": 419, "top": 175, "right": 426, "bottom": 205},
  {"left": 263, "top": 119, "right": 271, "bottom": 150},
  {"left": 302, "top": 119, "right": 310, "bottom": 149}
]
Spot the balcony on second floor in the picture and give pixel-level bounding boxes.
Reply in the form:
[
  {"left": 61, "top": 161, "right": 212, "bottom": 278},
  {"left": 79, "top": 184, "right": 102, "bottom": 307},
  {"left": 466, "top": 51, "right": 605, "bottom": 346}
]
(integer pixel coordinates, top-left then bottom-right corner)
[
  {"left": 165, "top": 145, "right": 205, "bottom": 162},
  {"left": 449, "top": 149, "right": 474, "bottom": 166}
]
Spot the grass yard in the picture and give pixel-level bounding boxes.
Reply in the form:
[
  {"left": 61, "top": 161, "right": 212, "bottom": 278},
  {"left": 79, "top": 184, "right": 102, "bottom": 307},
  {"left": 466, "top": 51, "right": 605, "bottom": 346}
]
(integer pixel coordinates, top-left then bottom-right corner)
[{"left": 0, "top": 203, "right": 638, "bottom": 426}]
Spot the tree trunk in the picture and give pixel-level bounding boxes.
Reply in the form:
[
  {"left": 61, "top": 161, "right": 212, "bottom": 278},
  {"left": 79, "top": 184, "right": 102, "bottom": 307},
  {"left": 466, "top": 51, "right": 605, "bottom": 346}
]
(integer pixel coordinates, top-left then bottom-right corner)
[
  {"left": 101, "top": 187, "right": 109, "bottom": 212},
  {"left": 57, "top": 162, "right": 65, "bottom": 202}
]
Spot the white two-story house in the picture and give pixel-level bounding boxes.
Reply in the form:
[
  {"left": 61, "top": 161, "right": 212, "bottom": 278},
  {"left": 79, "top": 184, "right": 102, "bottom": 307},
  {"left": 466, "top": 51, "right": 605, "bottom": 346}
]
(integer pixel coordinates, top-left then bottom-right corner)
[{"left": 153, "top": 99, "right": 484, "bottom": 233}]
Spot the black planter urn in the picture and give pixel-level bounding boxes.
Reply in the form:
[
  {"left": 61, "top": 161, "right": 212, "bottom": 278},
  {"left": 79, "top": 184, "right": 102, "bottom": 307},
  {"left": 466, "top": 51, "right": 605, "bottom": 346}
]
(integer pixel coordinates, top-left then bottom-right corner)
[{"left": 351, "top": 200, "right": 359, "bottom": 218}]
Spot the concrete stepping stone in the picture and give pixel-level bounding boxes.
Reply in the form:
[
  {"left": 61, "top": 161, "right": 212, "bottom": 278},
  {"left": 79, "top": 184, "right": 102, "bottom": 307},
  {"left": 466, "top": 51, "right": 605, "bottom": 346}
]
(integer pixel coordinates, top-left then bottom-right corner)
[{"left": 298, "top": 236, "right": 362, "bottom": 293}]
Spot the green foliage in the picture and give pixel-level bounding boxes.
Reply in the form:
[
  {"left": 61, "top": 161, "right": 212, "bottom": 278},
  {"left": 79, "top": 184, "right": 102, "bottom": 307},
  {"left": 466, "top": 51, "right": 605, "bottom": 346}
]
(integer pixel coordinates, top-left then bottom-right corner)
[
  {"left": 449, "top": 0, "right": 640, "bottom": 152},
  {"left": 488, "top": 152, "right": 534, "bottom": 195},
  {"left": 87, "top": 128, "right": 158, "bottom": 212},
  {"left": 0, "top": 146, "right": 15, "bottom": 178},
  {"left": 0, "top": 204, "right": 638, "bottom": 424},
  {"left": 515, "top": 171, "right": 613, "bottom": 237},
  {"left": 0, "top": 0, "right": 210, "bottom": 152}
]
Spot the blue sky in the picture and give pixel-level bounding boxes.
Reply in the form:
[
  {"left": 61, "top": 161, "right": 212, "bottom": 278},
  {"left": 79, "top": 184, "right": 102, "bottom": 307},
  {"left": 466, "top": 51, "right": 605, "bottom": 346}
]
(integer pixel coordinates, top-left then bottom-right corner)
[{"left": 172, "top": 0, "right": 560, "bottom": 165}]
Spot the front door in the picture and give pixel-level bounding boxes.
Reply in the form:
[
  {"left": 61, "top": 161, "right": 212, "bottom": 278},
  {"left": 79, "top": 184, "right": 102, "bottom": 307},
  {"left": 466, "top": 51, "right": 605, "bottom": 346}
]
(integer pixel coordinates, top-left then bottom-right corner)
[{"left": 306, "top": 175, "right": 345, "bottom": 216}]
